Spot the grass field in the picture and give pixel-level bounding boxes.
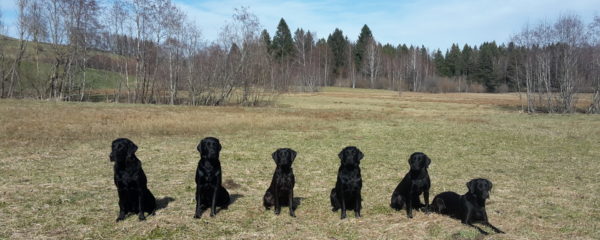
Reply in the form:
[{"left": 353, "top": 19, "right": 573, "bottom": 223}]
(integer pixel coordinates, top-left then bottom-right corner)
[{"left": 1, "top": 87, "right": 599, "bottom": 239}]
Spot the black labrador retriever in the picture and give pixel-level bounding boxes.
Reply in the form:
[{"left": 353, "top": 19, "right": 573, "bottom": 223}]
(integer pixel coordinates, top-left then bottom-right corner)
[
  {"left": 263, "top": 148, "right": 297, "bottom": 217},
  {"left": 431, "top": 178, "right": 505, "bottom": 235},
  {"left": 194, "top": 137, "right": 230, "bottom": 218},
  {"left": 110, "top": 138, "right": 156, "bottom": 222},
  {"left": 390, "top": 152, "right": 431, "bottom": 218},
  {"left": 330, "top": 146, "right": 364, "bottom": 219}
]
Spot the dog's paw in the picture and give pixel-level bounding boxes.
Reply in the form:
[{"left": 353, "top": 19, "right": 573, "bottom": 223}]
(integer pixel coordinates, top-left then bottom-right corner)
[
  {"left": 116, "top": 217, "right": 125, "bottom": 222},
  {"left": 138, "top": 215, "right": 146, "bottom": 221},
  {"left": 193, "top": 214, "right": 201, "bottom": 219}
]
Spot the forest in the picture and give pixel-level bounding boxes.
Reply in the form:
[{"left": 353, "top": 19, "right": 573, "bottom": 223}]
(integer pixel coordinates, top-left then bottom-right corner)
[{"left": 0, "top": 0, "right": 599, "bottom": 113}]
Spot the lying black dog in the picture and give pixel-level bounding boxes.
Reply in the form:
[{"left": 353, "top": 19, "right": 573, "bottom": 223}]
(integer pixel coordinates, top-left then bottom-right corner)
[
  {"left": 330, "top": 146, "right": 364, "bottom": 219},
  {"left": 110, "top": 138, "right": 156, "bottom": 222},
  {"left": 432, "top": 178, "right": 505, "bottom": 235},
  {"left": 194, "top": 137, "right": 230, "bottom": 218},
  {"left": 263, "top": 148, "right": 297, "bottom": 217},
  {"left": 390, "top": 152, "right": 431, "bottom": 218}
]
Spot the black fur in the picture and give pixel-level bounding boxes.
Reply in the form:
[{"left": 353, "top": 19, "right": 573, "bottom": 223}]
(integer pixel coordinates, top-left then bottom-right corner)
[
  {"left": 194, "top": 137, "right": 230, "bottom": 218},
  {"left": 110, "top": 138, "right": 156, "bottom": 222},
  {"left": 263, "top": 148, "right": 297, "bottom": 217},
  {"left": 431, "top": 178, "right": 505, "bottom": 235},
  {"left": 390, "top": 152, "right": 431, "bottom": 218},
  {"left": 330, "top": 146, "right": 364, "bottom": 219}
]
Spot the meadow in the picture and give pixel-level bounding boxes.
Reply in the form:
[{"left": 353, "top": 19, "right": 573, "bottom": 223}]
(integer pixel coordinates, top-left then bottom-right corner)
[{"left": 0, "top": 87, "right": 598, "bottom": 239}]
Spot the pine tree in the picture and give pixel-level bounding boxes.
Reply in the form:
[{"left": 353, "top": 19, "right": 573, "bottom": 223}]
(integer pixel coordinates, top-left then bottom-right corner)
[
  {"left": 327, "top": 28, "right": 348, "bottom": 77},
  {"left": 462, "top": 44, "right": 475, "bottom": 79},
  {"left": 260, "top": 29, "right": 272, "bottom": 54},
  {"left": 272, "top": 18, "right": 294, "bottom": 60},
  {"left": 434, "top": 49, "right": 448, "bottom": 76},
  {"left": 446, "top": 43, "right": 463, "bottom": 76},
  {"left": 477, "top": 42, "right": 499, "bottom": 92},
  {"left": 354, "top": 24, "right": 373, "bottom": 72}
]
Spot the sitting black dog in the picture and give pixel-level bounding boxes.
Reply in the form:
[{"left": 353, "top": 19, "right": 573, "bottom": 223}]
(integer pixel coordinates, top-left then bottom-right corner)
[
  {"left": 432, "top": 178, "right": 505, "bottom": 235},
  {"left": 110, "top": 138, "right": 156, "bottom": 222},
  {"left": 263, "top": 148, "right": 297, "bottom": 217},
  {"left": 330, "top": 146, "right": 364, "bottom": 219},
  {"left": 390, "top": 152, "right": 431, "bottom": 218},
  {"left": 194, "top": 137, "right": 230, "bottom": 218}
]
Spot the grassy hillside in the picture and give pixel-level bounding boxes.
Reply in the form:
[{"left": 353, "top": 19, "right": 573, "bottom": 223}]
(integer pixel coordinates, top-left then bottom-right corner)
[
  {"left": 1, "top": 35, "right": 129, "bottom": 91},
  {"left": 0, "top": 88, "right": 599, "bottom": 239}
]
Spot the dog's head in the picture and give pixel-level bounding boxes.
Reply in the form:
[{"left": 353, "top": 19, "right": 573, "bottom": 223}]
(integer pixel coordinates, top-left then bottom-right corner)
[
  {"left": 338, "top": 146, "right": 363, "bottom": 167},
  {"left": 272, "top": 148, "right": 297, "bottom": 167},
  {"left": 408, "top": 152, "right": 431, "bottom": 171},
  {"left": 467, "top": 178, "right": 493, "bottom": 199},
  {"left": 110, "top": 138, "right": 138, "bottom": 163},
  {"left": 198, "top": 137, "right": 222, "bottom": 159}
]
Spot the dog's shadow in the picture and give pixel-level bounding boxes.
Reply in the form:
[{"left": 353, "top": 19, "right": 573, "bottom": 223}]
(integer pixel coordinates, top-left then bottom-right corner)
[
  {"left": 292, "top": 197, "right": 305, "bottom": 210},
  {"left": 156, "top": 196, "right": 176, "bottom": 211},
  {"left": 212, "top": 193, "right": 244, "bottom": 215}
]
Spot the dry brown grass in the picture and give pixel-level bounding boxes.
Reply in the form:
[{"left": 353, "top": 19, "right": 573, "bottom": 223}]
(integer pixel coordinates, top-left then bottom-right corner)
[{"left": 1, "top": 88, "right": 599, "bottom": 239}]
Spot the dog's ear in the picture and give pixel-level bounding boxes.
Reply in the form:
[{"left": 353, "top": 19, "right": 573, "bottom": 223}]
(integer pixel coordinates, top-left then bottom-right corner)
[
  {"left": 467, "top": 179, "right": 477, "bottom": 194},
  {"left": 126, "top": 141, "right": 138, "bottom": 161},
  {"left": 289, "top": 149, "right": 297, "bottom": 163},
  {"left": 425, "top": 154, "right": 431, "bottom": 168},
  {"left": 338, "top": 149, "right": 345, "bottom": 161},
  {"left": 272, "top": 149, "right": 280, "bottom": 164},
  {"left": 215, "top": 139, "right": 222, "bottom": 152},
  {"left": 356, "top": 148, "right": 364, "bottom": 162},
  {"left": 197, "top": 139, "right": 204, "bottom": 154}
]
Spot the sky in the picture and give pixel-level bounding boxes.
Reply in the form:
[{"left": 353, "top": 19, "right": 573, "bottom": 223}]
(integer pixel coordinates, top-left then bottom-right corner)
[{"left": 1, "top": 0, "right": 598, "bottom": 51}]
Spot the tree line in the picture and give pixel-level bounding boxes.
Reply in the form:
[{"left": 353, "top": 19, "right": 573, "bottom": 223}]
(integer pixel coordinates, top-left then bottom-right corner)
[{"left": 0, "top": 0, "right": 598, "bottom": 112}]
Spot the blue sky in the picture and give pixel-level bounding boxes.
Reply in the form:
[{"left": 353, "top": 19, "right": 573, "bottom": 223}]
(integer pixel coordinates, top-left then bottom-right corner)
[{"left": 1, "top": 0, "right": 598, "bottom": 50}]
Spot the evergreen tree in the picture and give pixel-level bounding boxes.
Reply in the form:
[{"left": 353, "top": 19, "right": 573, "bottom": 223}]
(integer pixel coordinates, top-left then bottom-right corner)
[
  {"left": 260, "top": 29, "right": 272, "bottom": 54},
  {"left": 272, "top": 18, "right": 295, "bottom": 60},
  {"left": 354, "top": 24, "right": 373, "bottom": 72},
  {"left": 434, "top": 49, "right": 448, "bottom": 76},
  {"left": 327, "top": 28, "right": 348, "bottom": 77},
  {"left": 476, "top": 42, "right": 499, "bottom": 92},
  {"left": 462, "top": 44, "right": 475, "bottom": 79},
  {"left": 445, "top": 43, "right": 463, "bottom": 76}
]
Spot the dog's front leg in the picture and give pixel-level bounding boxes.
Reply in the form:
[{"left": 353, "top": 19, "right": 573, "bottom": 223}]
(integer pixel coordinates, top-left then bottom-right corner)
[
  {"left": 116, "top": 190, "right": 127, "bottom": 222},
  {"left": 354, "top": 192, "right": 361, "bottom": 218},
  {"left": 423, "top": 190, "right": 431, "bottom": 213},
  {"left": 463, "top": 209, "right": 488, "bottom": 235},
  {"left": 340, "top": 189, "right": 347, "bottom": 219},
  {"left": 482, "top": 211, "right": 505, "bottom": 233},
  {"left": 138, "top": 190, "right": 146, "bottom": 221},
  {"left": 406, "top": 189, "right": 413, "bottom": 218},
  {"left": 289, "top": 189, "right": 295, "bottom": 217},
  {"left": 194, "top": 189, "right": 203, "bottom": 218},
  {"left": 274, "top": 186, "right": 281, "bottom": 215},
  {"left": 210, "top": 185, "right": 218, "bottom": 217}
]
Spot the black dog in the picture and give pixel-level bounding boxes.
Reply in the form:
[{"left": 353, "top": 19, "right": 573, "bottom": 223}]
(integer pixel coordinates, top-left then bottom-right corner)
[
  {"left": 263, "top": 148, "right": 297, "bottom": 217},
  {"left": 432, "top": 178, "right": 505, "bottom": 235},
  {"left": 110, "top": 138, "right": 156, "bottom": 222},
  {"left": 194, "top": 137, "right": 230, "bottom": 218},
  {"left": 330, "top": 146, "right": 364, "bottom": 219},
  {"left": 390, "top": 152, "right": 431, "bottom": 218}
]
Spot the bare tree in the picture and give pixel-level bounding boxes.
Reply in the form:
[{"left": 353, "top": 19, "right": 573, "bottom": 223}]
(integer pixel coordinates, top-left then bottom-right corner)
[
  {"left": 364, "top": 37, "right": 380, "bottom": 88},
  {"left": 554, "top": 14, "right": 586, "bottom": 113},
  {"left": 589, "top": 15, "right": 600, "bottom": 113},
  {"left": 2, "top": 0, "right": 29, "bottom": 98}
]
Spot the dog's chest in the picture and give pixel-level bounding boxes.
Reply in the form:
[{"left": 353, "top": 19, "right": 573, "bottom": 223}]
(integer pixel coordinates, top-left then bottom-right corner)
[
  {"left": 339, "top": 171, "right": 362, "bottom": 191},
  {"left": 115, "top": 170, "right": 140, "bottom": 188},
  {"left": 276, "top": 172, "right": 295, "bottom": 190}
]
